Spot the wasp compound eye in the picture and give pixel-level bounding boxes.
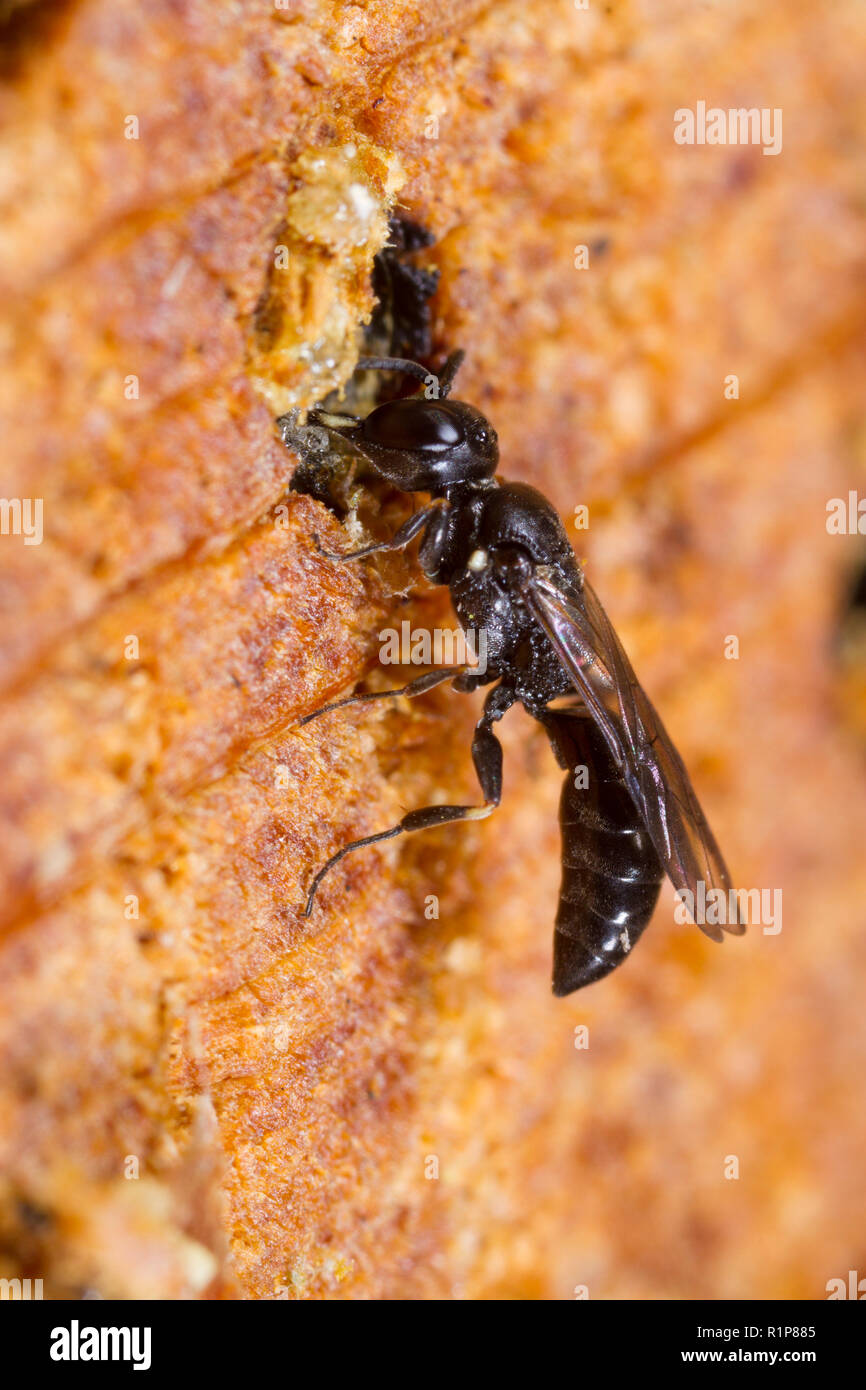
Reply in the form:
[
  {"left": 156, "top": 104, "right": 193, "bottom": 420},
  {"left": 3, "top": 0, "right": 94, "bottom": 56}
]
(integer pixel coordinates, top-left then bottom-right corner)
[{"left": 362, "top": 399, "right": 464, "bottom": 452}]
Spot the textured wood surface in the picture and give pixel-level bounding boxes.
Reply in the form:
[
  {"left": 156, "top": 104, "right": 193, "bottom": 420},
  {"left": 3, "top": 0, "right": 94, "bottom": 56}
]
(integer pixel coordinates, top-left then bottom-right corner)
[{"left": 0, "top": 0, "right": 865, "bottom": 1299}]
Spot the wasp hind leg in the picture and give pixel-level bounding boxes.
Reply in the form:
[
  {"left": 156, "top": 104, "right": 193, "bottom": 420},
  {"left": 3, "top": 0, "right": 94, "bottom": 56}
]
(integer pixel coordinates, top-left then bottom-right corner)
[
  {"left": 301, "top": 682, "right": 514, "bottom": 917},
  {"left": 296, "top": 664, "right": 471, "bottom": 729}
]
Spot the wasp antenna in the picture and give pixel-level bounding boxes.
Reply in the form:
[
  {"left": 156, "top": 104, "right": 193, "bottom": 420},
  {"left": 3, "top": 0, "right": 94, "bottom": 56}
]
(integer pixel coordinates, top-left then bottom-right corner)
[
  {"left": 355, "top": 355, "right": 431, "bottom": 384},
  {"left": 354, "top": 351, "right": 467, "bottom": 399},
  {"left": 437, "top": 349, "right": 465, "bottom": 399}
]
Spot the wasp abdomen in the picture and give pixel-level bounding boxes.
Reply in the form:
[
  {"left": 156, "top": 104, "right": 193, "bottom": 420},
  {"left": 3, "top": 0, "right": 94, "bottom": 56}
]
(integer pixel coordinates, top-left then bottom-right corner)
[{"left": 552, "top": 719, "right": 663, "bottom": 995}]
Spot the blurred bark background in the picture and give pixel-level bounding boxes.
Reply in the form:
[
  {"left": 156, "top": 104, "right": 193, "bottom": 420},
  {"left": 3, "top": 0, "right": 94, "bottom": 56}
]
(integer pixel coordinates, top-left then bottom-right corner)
[{"left": 0, "top": 0, "right": 865, "bottom": 1298}]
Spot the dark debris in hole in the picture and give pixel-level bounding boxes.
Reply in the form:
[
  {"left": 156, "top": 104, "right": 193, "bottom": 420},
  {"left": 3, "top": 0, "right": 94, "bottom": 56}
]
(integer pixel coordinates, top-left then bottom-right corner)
[
  {"left": 368, "top": 215, "right": 439, "bottom": 365},
  {"left": 836, "top": 550, "right": 866, "bottom": 745}
]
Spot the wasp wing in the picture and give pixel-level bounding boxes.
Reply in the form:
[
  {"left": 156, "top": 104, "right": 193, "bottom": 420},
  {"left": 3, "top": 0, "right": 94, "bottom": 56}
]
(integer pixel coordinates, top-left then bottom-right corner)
[{"left": 525, "top": 568, "right": 743, "bottom": 941}]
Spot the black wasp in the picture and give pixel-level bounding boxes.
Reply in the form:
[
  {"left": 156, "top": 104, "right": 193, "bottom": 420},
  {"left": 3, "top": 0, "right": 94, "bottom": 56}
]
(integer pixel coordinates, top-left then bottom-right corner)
[{"left": 290, "top": 351, "right": 743, "bottom": 993}]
